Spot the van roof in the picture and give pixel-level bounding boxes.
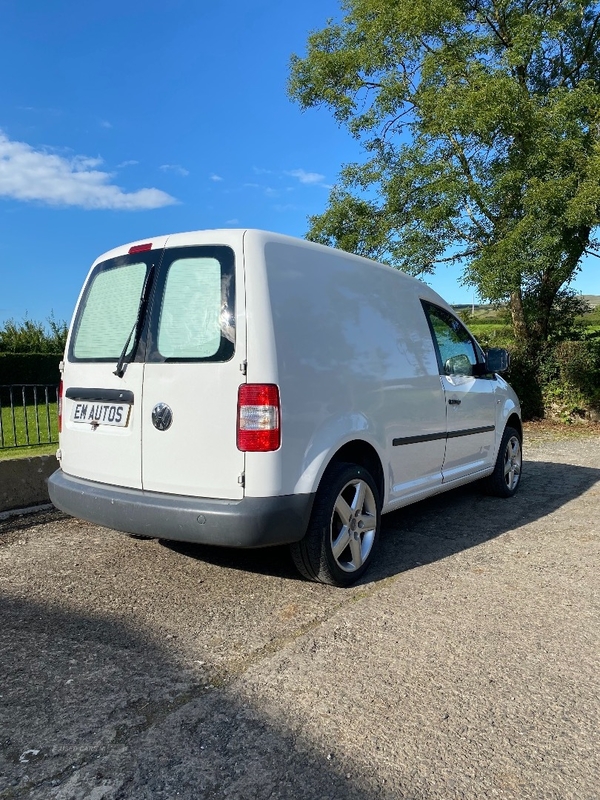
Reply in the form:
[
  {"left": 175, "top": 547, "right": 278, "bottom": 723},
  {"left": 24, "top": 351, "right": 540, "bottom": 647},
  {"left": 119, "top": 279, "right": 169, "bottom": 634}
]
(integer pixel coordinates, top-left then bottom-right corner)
[
  {"left": 91, "top": 228, "right": 450, "bottom": 308},
  {"left": 94, "top": 227, "right": 407, "bottom": 270}
]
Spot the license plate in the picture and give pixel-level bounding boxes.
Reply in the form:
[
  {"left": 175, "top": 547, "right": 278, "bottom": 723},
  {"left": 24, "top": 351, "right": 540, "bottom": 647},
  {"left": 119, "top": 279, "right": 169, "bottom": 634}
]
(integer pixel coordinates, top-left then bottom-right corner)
[{"left": 71, "top": 401, "right": 131, "bottom": 427}]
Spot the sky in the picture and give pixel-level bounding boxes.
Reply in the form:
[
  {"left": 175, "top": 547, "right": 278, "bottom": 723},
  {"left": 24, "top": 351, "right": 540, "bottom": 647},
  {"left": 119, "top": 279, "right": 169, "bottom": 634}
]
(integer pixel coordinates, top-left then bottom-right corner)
[{"left": 0, "top": 0, "right": 598, "bottom": 330}]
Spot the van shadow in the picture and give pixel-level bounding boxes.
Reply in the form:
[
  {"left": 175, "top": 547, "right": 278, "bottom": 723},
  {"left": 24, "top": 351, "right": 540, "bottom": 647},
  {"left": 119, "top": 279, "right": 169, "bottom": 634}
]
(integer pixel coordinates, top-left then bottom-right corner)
[
  {"left": 162, "top": 460, "right": 600, "bottom": 585},
  {"left": 159, "top": 538, "right": 299, "bottom": 579},
  {"left": 370, "top": 459, "right": 600, "bottom": 582},
  {"left": 1, "top": 595, "right": 408, "bottom": 800}
]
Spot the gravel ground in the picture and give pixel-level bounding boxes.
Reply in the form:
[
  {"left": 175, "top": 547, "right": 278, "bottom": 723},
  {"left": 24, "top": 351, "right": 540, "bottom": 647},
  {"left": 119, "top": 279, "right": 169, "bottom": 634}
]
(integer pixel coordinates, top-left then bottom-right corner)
[{"left": 0, "top": 427, "right": 598, "bottom": 799}]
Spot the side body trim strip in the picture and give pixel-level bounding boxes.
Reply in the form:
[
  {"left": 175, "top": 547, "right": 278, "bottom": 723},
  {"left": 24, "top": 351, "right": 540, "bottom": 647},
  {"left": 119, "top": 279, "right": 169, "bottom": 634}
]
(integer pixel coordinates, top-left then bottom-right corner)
[
  {"left": 447, "top": 425, "right": 495, "bottom": 439},
  {"left": 393, "top": 425, "right": 495, "bottom": 447}
]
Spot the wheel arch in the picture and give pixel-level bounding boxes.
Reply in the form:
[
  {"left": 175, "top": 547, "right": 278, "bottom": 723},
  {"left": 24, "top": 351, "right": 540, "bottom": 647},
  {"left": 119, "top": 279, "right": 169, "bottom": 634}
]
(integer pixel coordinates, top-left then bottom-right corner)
[
  {"left": 325, "top": 440, "right": 385, "bottom": 505},
  {"left": 506, "top": 412, "right": 522, "bottom": 441}
]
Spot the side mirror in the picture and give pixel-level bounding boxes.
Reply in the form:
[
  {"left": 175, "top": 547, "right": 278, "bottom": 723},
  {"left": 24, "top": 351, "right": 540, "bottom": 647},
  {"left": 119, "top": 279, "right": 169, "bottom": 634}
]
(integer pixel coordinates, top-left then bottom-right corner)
[
  {"left": 444, "top": 353, "right": 473, "bottom": 376},
  {"left": 485, "top": 347, "right": 510, "bottom": 373}
]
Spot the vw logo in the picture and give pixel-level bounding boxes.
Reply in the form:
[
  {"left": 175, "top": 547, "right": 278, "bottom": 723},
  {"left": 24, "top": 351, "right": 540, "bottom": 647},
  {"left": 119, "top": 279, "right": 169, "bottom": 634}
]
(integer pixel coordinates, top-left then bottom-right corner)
[{"left": 152, "top": 403, "right": 173, "bottom": 431}]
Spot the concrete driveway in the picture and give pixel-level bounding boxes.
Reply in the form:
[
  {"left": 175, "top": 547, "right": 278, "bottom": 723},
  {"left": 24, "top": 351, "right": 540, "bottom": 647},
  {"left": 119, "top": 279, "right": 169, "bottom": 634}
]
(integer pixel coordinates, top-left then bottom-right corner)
[{"left": 1, "top": 429, "right": 599, "bottom": 799}]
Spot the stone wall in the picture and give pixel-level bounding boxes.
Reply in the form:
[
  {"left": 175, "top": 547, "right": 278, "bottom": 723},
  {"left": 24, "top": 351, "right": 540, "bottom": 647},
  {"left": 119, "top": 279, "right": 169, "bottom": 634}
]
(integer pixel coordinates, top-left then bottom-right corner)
[{"left": 0, "top": 455, "right": 57, "bottom": 512}]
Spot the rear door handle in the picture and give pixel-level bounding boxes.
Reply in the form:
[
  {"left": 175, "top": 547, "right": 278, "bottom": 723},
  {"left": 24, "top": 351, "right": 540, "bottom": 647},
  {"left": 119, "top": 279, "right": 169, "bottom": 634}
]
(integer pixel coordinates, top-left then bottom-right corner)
[{"left": 448, "top": 398, "right": 461, "bottom": 405}]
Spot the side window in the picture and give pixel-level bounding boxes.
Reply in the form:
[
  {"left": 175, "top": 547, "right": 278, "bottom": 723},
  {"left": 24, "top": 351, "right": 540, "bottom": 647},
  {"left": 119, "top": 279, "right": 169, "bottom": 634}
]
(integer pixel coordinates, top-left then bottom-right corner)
[{"left": 422, "top": 302, "right": 481, "bottom": 377}]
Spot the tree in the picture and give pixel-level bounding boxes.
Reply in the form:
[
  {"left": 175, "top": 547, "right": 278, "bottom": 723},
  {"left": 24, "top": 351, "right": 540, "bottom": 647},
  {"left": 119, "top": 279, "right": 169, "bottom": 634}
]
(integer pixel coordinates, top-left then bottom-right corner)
[
  {"left": 289, "top": 0, "right": 600, "bottom": 348},
  {"left": 0, "top": 314, "right": 68, "bottom": 353}
]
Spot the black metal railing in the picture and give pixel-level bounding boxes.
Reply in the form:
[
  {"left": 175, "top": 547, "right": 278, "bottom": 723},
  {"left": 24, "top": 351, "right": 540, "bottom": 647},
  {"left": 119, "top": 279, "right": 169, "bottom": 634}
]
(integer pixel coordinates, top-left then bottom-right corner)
[{"left": 0, "top": 385, "right": 59, "bottom": 449}]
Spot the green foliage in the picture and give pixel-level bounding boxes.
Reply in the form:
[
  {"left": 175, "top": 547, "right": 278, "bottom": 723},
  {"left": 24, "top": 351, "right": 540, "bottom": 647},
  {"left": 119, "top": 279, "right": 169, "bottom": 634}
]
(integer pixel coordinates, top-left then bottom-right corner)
[
  {"left": 504, "top": 346, "right": 546, "bottom": 419},
  {"left": 541, "top": 381, "right": 592, "bottom": 421},
  {"left": 0, "top": 353, "right": 62, "bottom": 385},
  {"left": 466, "top": 323, "right": 514, "bottom": 347},
  {"left": 547, "top": 338, "right": 600, "bottom": 395},
  {"left": 504, "top": 337, "right": 600, "bottom": 420},
  {"left": 458, "top": 299, "right": 600, "bottom": 419},
  {"left": 290, "top": 0, "right": 600, "bottom": 348},
  {"left": 527, "top": 288, "right": 590, "bottom": 342},
  {"left": 580, "top": 298, "right": 600, "bottom": 333},
  {"left": 0, "top": 314, "right": 67, "bottom": 354}
]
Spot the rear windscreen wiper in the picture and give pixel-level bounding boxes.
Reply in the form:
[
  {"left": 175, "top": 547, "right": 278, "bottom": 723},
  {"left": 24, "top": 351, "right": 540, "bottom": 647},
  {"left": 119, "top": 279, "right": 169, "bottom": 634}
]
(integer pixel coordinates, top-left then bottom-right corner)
[{"left": 114, "top": 266, "right": 155, "bottom": 378}]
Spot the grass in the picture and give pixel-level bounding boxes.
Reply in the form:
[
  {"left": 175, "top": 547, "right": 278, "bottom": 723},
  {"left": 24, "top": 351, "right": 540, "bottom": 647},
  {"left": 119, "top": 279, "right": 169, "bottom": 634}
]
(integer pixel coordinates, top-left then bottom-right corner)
[
  {"left": 0, "top": 443, "right": 58, "bottom": 461},
  {"left": 465, "top": 322, "right": 513, "bottom": 345},
  {"left": 457, "top": 304, "right": 600, "bottom": 346},
  {"left": 0, "top": 396, "right": 58, "bottom": 457}
]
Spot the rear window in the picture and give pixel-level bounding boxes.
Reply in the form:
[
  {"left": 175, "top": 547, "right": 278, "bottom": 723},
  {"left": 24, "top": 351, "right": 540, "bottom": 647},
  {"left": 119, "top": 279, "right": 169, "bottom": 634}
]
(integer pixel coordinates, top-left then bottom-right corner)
[
  {"left": 146, "top": 245, "right": 235, "bottom": 363},
  {"left": 157, "top": 257, "right": 222, "bottom": 359},
  {"left": 71, "top": 261, "right": 148, "bottom": 360},
  {"left": 69, "top": 244, "right": 236, "bottom": 364}
]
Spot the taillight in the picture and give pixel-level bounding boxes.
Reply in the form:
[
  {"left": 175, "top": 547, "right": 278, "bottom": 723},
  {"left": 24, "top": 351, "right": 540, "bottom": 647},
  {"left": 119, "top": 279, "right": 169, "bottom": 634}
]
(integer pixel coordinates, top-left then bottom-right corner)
[
  {"left": 58, "top": 380, "right": 63, "bottom": 433},
  {"left": 237, "top": 384, "right": 281, "bottom": 452}
]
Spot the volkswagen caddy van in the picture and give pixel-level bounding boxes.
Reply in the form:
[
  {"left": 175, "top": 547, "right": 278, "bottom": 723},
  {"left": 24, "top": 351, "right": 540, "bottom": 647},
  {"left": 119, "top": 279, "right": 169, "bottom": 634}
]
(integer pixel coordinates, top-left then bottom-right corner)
[{"left": 49, "top": 229, "right": 522, "bottom": 586}]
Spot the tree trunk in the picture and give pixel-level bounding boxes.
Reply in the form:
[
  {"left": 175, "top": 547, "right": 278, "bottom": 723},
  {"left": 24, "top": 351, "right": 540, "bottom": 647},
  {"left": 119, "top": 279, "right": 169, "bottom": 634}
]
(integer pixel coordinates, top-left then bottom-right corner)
[
  {"left": 509, "top": 290, "right": 529, "bottom": 346},
  {"left": 531, "top": 292, "right": 555, "bottom": 344}
]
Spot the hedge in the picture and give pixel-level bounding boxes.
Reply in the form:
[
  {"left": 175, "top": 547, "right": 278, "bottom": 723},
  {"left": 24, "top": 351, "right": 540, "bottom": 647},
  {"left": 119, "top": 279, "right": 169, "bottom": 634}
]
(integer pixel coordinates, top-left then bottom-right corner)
[
  {"left": 0, "top": 353, "right": 62, "bottom": 386},
  {"left": 506, "top": 338, "right": 600, "bottom": 421}
]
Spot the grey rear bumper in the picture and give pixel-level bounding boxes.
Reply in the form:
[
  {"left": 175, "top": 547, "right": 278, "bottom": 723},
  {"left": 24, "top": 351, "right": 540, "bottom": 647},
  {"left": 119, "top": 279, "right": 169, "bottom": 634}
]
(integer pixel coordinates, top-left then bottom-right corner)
[{"left": 48, "top": 469, "right": 314, "bottom": 548}]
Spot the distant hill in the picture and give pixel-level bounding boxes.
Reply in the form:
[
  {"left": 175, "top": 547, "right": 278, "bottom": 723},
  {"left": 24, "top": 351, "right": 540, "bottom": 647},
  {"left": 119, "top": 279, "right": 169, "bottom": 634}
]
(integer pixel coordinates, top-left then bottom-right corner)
[{"left": 453, "top": 295, "right": 600, "bottom": 313}]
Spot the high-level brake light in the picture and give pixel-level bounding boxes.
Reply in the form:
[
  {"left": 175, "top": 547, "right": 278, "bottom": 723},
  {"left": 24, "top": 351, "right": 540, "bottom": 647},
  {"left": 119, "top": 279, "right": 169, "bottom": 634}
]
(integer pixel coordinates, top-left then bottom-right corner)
[
  {"left": 128, "top": 243, "right": 153, "bottom": 254},
  {"left": 237, "top": 384, "right": 281, "bottom": 452}
]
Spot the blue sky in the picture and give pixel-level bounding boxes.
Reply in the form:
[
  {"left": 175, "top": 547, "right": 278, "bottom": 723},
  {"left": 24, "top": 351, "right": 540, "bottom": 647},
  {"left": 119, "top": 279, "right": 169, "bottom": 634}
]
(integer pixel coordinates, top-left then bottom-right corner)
[{"left": 0, "top": 0, "right": 598, "bottom": 330}]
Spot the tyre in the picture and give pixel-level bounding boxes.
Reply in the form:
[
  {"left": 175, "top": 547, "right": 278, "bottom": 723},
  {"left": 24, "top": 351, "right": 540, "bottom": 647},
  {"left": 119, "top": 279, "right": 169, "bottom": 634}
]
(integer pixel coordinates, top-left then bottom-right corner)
[
  {"left": 483, "top": 425, "right": 522, "bottom": 498},
  {"left": 290, "top": 462, "right": 381, "bottom": 587}
]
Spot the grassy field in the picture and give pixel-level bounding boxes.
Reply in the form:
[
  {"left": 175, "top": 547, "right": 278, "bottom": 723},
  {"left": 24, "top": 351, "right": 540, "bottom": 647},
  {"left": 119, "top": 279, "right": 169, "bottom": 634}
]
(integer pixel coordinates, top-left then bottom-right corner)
[
  {"left": 464, "top": 322, "right": 513, "bottom": 346},
  {"left": 456, "top": 297, "right": 600, "bottom": 345},
  {"left": 0, "top": 397, "right": 58, "bottom": 457}
]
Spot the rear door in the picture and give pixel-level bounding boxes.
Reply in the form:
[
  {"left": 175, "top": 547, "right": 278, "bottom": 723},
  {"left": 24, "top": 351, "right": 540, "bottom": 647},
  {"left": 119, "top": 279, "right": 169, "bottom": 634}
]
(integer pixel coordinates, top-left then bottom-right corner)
[
  {"left": 60, "top": 246, "right": 164, "bottom": 489},
  {"left": 141, "top": 244, "right": 245, "bottom": 500}
]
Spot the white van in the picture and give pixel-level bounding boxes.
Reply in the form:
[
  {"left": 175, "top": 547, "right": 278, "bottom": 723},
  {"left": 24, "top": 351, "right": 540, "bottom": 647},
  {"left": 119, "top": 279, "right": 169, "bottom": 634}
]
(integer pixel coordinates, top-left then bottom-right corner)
[{"left": 49, "top": 229, "right": 522, "bottom": 586}]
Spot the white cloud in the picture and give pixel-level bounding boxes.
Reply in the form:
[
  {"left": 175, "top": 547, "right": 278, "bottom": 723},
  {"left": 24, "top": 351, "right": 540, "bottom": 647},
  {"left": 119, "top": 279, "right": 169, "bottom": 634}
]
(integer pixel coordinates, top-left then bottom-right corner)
[
  {"left": 243, "top": 182, "right": 279, "bottom": 197},
  {"left": 226, "top": 218, "right": 239, "bottom": 224},
  {"left": 117, "top": 159, "right": 139, "bottom": 168},
  {"left": 0, "top": 131, "right": 176, "bottom": 210},
  {"left": 286, "top": 168, "right": 326, "bottom": 185},
  {"left": 159, "top": 163, "right": 190, "bottom": 177},
  {"left": 100, "top": 120, "right": 113, "bottom": 129},
  {"left": 210, "top": 174, "right": 223, "bottom": 182}
]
